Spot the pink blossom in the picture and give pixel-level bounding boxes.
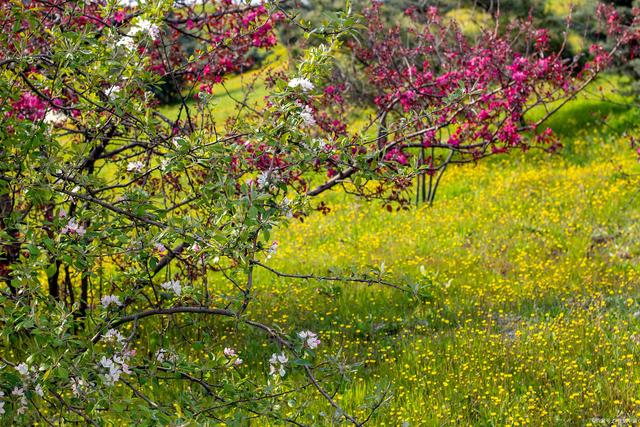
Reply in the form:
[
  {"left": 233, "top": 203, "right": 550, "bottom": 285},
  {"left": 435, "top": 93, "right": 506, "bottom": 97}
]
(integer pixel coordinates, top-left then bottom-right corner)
[
  {"left": 298, "top": 330, "right": 321, "bottom": 349},
  {"left": 61, "top": 218, "right": 86, "bottom": 237}
]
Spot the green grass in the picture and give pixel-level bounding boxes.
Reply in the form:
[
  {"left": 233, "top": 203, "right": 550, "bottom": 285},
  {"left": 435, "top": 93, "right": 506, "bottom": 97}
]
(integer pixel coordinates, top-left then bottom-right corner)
[{"left": 241, "top": 100, "right": 640, "bottom": 425}]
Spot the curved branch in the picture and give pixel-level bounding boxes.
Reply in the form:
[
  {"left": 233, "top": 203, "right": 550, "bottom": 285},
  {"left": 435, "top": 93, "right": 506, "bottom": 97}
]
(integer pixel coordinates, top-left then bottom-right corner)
[
  {"left": 251, "top": 261, "right": 409, "bottom": 293},
  {"left": 92, "top": 306, "right": 235, "bottom": 343},
  {"left": 56, "top": 188, "right": 165, "bottom": 228}
]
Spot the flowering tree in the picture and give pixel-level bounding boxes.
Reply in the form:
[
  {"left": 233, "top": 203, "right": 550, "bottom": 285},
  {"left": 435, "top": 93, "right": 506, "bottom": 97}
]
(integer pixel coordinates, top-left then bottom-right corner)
[
  {"left": 308, "top": 2, "right": 640, "bottom": 205},
  {"left": 0, "top": 0, "right": 637, "bottom": 424}
]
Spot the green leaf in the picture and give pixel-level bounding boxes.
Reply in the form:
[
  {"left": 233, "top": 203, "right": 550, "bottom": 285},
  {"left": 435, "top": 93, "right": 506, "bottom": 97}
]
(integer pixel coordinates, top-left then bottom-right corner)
[
  {"left": 56, "top": 367, "right": 69, "bottom": 380},
  {"left": 45, "top": 263, "right": 58, "bottom": 279},
  {"left": 291, "top": 358, "right": 312, "bottom": 367}
]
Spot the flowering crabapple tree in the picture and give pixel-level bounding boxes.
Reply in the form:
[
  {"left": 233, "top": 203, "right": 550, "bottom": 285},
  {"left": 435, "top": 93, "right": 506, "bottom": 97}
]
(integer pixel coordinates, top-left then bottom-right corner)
[
  {"left": 0, "top": 0, "right": 637, "bottom": 424},
  {"left": 309, "top": 2, "right": 640, "bottom": 205}
]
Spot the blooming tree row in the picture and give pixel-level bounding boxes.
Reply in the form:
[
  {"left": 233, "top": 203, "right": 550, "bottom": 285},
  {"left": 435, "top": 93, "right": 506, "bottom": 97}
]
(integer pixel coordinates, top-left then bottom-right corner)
[{"left": 0, "top": 0, "right": 637, "bottom": 424}]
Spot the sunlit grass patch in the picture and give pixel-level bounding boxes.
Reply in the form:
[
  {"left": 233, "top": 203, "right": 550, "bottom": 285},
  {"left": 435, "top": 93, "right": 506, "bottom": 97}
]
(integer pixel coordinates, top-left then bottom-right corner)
[{"left": 240, "top": 127, "right": 640, "bottom": 424}]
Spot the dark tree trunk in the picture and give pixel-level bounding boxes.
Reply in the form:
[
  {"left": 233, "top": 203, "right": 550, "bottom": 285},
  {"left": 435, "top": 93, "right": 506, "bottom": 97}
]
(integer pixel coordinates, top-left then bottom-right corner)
[
  {"left": 79, "top": 274, "right": 89, "bottom": 320},
  {"left": 48, "top": 260, "right": 61, "bottom": 300}
]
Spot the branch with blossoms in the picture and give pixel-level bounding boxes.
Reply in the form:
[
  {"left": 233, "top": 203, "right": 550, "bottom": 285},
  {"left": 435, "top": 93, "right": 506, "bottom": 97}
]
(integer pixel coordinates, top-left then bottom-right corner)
[{"left": 91, "top": 305, "right": 362, "bottom": 425}]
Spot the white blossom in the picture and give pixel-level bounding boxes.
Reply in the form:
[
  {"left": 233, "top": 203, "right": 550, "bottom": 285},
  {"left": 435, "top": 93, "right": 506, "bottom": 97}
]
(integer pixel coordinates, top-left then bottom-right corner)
[
  {"left": 61, "top": 218, "right": 86, "bottom": 237},
  {"left": 35, "top": 384, "right": 44, "bottom": 397},
  {"left": 129, "top": 19, "right": 160, "bottom": 40},
  {"left": 298, "top": 330, "right": 321, "bottom": 349},
  {"left": 256, "top": 171, "right": 270, "bottom": 189},
  {"left": 113, "top": 355, "right": 132, "bottom": 374},
  {"left": 100, "top": 357, "right": 121, "bottom": 385},
  {"left": 126, "top": 160, "right": 145, "bottom": 173},
  {"left": 104, "top": 328, "right": 126, "bottom": 345},
  {"left": 288, "top": 77, "right": 314, "bottom": 92},
  {"left": 155, "top": 348, "right": 177, "bottom": 363},
  {"left": 101, "top": 294, "right": 122, "bottom": 308},
  {"left": 0, "top": 391, "right": 4, "bottom": 415},
  {"left": 115, "top": 36, "right": 136, "bottom": 52},
  {"left": 70, "top": 377, "right": 92, "bottom": 398},
  {"left": 297, "top": 102, "right": 316, "bottom": 127},
  {"left": 100, "top": 355, "right": 132, "bottom": 386},
  {"left": 223, "top": 347, "right": 243, "bottom": 366},
  {"left": 160, "top": 279, "right": 182, "bottom": 296},
  {"left": 99, "top": 356, "right": 113, "bottom": 369},
  {"left": 266, "top": 241, "right": 278, "bottom": 260},
  {"left": 12, "top": 387, "right": 27, "bottom": 414},
  {"left": 269, "top": 352, "right": 288, "bottom": 377},
  {"left": 105, "top": 85, "right": 121, "bottom": 100},
  {"left": 282, "top": 197, "right": 293, "bottom": 219},
  {"left": 154, "top": 242, "right": 166, "bottom": 252},
  {"left": 44, "top": 110, "right": 67, "bottom": 126},
  {"left": 15, "top": 363, "right": 29, "bottom": 377},
  {"left": 294, "top": 100, "right": 316, "bottom": 127},
  {"left": 191, "top": 242, "right": 201, "bottom": 253},
  {"left": 155, "top": 348, "right": 167, "bottom": 363}
]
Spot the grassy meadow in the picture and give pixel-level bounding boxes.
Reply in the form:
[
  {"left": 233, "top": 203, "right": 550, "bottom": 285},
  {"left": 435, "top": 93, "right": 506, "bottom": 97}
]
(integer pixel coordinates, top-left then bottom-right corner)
[
  {"left": 253, "top": 109, "right": 640, "bottom": 426},
  {"left": 139, "top": 76, "right": 640, "bottom": 425}
]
